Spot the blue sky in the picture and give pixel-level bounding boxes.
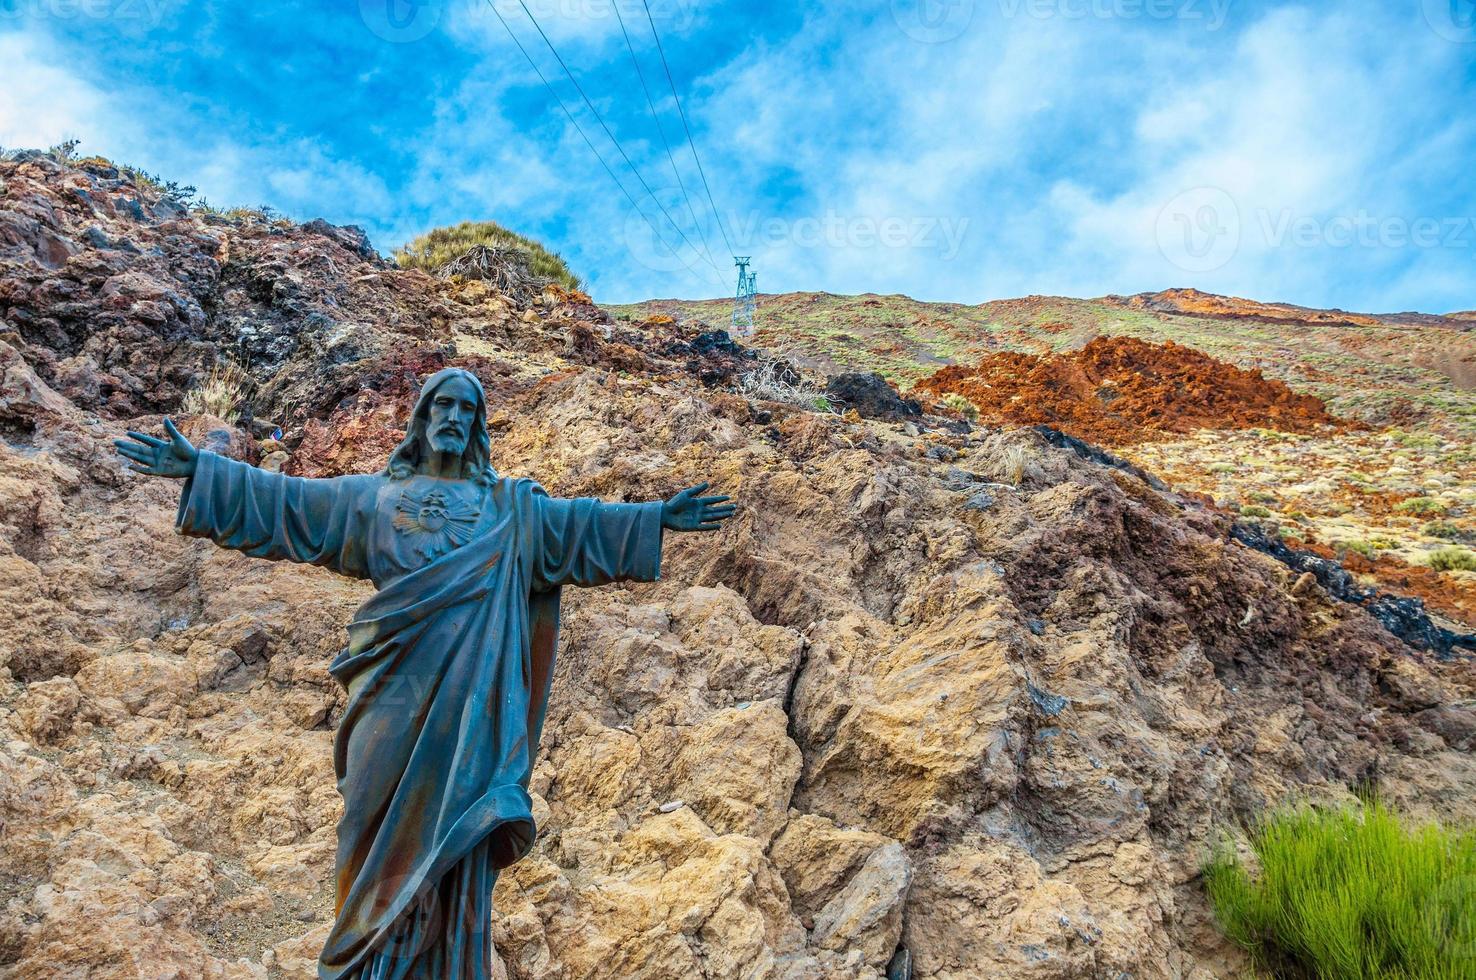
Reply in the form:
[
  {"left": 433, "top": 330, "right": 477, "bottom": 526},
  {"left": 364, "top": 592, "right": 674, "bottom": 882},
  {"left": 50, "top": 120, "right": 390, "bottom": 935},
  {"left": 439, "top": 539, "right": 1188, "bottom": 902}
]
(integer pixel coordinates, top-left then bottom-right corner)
[{"left": 1, "top": 0, "right": 1473, "bottom": 311}]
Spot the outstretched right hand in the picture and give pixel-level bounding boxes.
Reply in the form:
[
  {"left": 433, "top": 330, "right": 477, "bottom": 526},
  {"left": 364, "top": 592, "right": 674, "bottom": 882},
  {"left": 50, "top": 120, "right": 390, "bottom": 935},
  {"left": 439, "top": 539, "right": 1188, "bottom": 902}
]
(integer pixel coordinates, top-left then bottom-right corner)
[{"left": 114, "top": 417, "right": 199, "bottom": 478}]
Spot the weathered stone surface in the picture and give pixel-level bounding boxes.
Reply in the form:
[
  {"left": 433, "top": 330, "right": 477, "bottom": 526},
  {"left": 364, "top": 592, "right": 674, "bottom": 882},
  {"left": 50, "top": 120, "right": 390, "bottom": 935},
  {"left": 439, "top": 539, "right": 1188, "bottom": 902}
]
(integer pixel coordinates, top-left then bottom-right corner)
[{"left": 1, "top": 153, "right": 1474, "bottom": 979}]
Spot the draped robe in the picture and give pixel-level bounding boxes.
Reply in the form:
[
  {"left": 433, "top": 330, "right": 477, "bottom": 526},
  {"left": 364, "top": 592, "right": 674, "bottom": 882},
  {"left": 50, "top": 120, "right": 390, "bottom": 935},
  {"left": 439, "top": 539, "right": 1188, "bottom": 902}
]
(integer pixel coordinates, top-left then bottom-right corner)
[{"left": 175, "top": 450, "right": 664, "bottom": 979}]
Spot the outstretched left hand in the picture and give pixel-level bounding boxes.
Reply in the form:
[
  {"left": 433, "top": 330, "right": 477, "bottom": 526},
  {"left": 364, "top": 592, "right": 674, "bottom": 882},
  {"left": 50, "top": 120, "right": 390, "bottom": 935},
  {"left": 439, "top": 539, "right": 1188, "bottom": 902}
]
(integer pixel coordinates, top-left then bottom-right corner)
[{"left": 661, "top": 483, "right": 736, "bottom": 532}]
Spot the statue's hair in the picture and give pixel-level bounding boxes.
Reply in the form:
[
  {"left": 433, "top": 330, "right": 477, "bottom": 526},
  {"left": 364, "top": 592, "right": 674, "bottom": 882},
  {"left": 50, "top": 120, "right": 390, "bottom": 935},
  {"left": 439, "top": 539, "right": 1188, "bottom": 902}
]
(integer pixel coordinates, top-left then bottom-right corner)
[{"left": 384, "top": 368, "right": 497, "bottom": 485}]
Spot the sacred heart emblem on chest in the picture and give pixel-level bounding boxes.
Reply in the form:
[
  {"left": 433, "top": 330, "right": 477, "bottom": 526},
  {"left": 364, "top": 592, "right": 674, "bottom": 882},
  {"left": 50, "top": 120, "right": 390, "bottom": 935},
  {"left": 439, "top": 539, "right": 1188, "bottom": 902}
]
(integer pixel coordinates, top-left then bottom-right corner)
[{"left": 392, "top": 486, "right": 481, "bottom": 558}]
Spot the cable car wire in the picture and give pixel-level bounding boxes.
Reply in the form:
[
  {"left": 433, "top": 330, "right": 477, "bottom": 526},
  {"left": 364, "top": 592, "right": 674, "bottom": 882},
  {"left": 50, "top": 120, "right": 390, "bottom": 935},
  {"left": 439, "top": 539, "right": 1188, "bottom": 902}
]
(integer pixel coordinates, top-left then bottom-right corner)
[
  {"left": 509, "top": 0, "right": 727, "bottom": 280},
  {"left": 611, "top": 0, "right": 719, "bottom": 271},
  {"left": 481, "top": 0, "right": 725, "bottom": 289},
  {"left": 639, "top": 0, "right": 735, "bottom": 258}
]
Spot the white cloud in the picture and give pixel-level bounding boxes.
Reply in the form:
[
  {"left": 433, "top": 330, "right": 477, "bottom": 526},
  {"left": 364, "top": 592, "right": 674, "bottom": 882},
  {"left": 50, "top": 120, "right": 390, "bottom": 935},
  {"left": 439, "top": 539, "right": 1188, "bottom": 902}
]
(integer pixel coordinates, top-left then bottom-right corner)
[
  {"left": 1041, "top": 6, "right": 1471, "bottom": 307},
  {"left": 0, "top": 31, "right": 109, "bottom": 150},
  {"left": 0, "top": 25, "right": 398, "bottom": 241}
]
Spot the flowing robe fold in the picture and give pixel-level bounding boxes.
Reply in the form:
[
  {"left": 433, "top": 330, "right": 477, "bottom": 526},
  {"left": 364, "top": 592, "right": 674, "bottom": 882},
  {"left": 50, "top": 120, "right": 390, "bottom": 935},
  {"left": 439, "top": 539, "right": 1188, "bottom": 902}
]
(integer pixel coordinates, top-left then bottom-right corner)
[{"left": 175, "top": 451, "right": 664, "bottom": 979}]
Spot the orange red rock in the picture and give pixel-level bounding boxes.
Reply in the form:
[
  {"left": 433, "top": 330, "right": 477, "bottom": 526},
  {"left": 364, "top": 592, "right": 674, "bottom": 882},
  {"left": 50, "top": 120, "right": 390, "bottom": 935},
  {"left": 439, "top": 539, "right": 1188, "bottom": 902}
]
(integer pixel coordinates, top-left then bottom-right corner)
[{"left": 916, "top": 336, "right": 1342, "bottom": 445}]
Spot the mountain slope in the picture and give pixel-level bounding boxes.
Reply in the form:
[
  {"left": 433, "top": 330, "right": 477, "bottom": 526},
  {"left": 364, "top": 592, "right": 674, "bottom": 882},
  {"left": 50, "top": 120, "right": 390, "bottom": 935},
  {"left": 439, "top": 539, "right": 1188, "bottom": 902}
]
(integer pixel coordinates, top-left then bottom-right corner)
[
  {"left": 608, "top": 288, "right": 1476, "bottom": 421},
  {"left": 610, "top": 290, "right": 1476, "bottom": 632},
  {"left": 2, "top": 151, "right": 1475, "bottom": 979}
]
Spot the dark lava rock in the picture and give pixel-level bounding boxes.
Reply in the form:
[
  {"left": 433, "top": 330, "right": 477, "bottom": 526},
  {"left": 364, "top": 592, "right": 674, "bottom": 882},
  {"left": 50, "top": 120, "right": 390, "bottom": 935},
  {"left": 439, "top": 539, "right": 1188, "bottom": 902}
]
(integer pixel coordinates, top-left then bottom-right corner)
[
  {"left": 691, "top": 329, "right": 754, "bottom": 360},
  {"left": 825, "top": 371, "right": 921, "bottom": 420},
  {"left": 660, "top": 329, "right": 761, "bottom": 388},
  {"left": 924, "top": 444, "right": 957, "bottom": 462},
  {"left": 963, "top": 490, "right": 995, "bottom": 511},
  {"left": 1231, "top": 521, "right": 1476, "bottom": 659}
]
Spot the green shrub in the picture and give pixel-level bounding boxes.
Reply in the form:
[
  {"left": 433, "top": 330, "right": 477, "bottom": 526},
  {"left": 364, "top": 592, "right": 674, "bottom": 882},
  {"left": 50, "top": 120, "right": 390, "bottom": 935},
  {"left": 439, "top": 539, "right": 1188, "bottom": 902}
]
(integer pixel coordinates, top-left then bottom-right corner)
[
  {"left": 1395, "top": 497, "right": 1448, "bottom": 517},
  {"left": 1204, "top": 799, "right": 1476, "bottom": 980},
  {"left": 394, "top": 220, "right": 580, "bottom": 290},
  {"left": 1424, "top": 520, "right": 1462, "bottom": 540},
  {"left": 1240, "top": 505, "right": 1273, "bottom": 519},
  {"left": 1391, "top": 430, "right": 1441, "bottom": 449},
  {"left": 1339, "top": 539, "right": 1377, "bottom": 560},
  {"left": 111, "top": 161, "right": 202, "bottom": 209},
  {"left": 1207, "top": 462, "right": 1236, "bottom": 475},
  {"left": 1429, "top": 546, "right": 1476, "bottom": 573},
  {"left": 939, "top": 392, "right": 978, "bottom": 421}
]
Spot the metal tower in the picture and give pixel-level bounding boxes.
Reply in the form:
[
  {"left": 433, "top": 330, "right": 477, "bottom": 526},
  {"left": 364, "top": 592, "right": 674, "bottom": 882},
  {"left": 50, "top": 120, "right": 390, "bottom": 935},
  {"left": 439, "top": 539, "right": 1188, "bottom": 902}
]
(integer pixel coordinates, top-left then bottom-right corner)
[{"left": 732, "top": 256, "right": 757, "bottom": 337}]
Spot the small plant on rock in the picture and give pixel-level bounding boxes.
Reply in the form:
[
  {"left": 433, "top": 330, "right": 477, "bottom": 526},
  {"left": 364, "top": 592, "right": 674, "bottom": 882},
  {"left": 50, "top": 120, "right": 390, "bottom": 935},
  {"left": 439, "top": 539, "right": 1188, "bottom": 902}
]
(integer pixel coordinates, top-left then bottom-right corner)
[
  {"left": 1424, "top": 520, "right": 1463, "bottom": 540},
  {"left": 939, "top": 392, "right": 978, "bottom": 421},
  {"left": 181, "top": 360, "right": 249, "bottom": 424},
  {"left": 47, "top": 138, "right": 80, "bottom": 162}
]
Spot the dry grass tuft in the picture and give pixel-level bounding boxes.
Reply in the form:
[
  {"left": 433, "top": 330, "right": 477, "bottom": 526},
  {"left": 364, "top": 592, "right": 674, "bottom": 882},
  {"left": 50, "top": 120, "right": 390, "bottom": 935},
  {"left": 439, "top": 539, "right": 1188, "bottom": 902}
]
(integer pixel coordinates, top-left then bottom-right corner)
[
  {"left": 997, "top": 444, "right": 1033, "bottom": 486},
  {"left": 736, "top": 360, "right": 834, "bottom": 413},
  {"left": 181, "top": 361, "right": 249, "bottom": 424}
]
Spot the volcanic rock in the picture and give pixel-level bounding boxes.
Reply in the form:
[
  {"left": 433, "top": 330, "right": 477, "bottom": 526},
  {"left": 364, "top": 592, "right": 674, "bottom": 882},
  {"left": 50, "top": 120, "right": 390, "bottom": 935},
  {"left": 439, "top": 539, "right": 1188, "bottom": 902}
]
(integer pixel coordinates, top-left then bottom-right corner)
[
  {"left": 917, "top": 336, "right": 1341, "bottom": 445},
  {"left": 824, "top": 371, "right": 922, "bottom": 420}
]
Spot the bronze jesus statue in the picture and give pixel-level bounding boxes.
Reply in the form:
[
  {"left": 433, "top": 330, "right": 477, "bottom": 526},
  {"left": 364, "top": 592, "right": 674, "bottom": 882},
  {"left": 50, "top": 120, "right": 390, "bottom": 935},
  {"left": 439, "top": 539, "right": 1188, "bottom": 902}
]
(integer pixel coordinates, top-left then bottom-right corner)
[{"left": 114, "top": 367, "right": 736, "bottom": 979}]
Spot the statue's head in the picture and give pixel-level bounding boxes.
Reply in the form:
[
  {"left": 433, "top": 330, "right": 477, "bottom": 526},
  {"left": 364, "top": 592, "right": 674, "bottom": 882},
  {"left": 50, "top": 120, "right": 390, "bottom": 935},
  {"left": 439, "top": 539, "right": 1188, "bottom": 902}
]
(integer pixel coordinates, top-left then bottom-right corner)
[{"left": 385, "top": 367, "right": 496, "bottom": 484}]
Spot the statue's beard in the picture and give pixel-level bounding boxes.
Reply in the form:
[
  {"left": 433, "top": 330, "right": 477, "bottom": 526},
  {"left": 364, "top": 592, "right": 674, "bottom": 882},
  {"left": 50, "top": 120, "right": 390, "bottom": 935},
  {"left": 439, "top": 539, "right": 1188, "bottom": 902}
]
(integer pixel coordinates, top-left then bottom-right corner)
[{"left": 426, "top": 429, "right": 469, "bottom": 459}]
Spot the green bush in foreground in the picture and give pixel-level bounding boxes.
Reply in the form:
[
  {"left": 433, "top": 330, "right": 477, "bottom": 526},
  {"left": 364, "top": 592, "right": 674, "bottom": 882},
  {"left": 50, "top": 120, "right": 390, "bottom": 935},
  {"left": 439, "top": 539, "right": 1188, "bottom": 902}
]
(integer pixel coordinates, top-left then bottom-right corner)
[
  {"left": 1204, "top": 800, "right": 1476, "bottom": 979},
  {"left": 394, "top": 220, "right": 581, "bottom": 290}
]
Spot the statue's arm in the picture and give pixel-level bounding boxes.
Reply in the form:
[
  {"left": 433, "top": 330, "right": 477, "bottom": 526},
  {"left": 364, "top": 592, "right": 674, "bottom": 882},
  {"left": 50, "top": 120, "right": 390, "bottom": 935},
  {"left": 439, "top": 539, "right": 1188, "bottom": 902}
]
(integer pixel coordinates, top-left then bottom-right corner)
[
  {"left": 116, "top": 419, "right": 374, "bottom": 577},
  {"left": 529, "top": 483, "right": 735, "bottom": 590}
]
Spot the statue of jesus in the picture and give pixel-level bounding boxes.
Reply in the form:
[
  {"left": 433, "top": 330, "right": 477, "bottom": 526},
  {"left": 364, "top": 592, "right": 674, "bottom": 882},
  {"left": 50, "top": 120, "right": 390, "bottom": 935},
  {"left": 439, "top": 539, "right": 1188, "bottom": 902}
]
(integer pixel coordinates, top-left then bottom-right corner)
[{"left": 114, "top": 367, "right": 737, "bottom": 979}]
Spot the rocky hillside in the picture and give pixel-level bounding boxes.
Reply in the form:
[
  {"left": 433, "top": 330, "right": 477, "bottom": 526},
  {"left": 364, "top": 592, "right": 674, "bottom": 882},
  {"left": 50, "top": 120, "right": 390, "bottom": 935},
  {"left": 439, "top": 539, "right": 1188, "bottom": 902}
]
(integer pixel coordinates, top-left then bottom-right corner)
[
  {"left": 614, "top": 289, "right": 1476, "bottom": 643},
  {"left": 3, "top": 150, "right": 1475, "bottom": 979},
  {"left": 610, "top": 289, "right": 1476, "bottom": 405}
]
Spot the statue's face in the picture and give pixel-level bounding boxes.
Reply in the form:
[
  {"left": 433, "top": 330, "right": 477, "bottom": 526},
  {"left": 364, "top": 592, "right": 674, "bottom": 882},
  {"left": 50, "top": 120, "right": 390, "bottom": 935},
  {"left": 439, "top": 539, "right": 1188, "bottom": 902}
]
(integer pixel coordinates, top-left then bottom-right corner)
[{"left": 423, "top": 375, "right": 480, "bottom": 459}]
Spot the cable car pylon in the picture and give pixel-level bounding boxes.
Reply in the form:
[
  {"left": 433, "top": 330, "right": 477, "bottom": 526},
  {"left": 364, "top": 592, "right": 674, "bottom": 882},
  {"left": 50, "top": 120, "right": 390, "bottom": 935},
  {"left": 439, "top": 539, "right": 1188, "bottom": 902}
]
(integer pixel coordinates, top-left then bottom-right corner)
[{"left": 732, "top": 256, "right": 756, "bottom": 336}]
